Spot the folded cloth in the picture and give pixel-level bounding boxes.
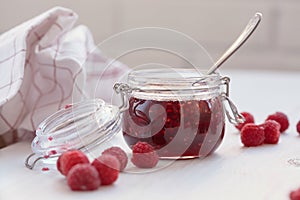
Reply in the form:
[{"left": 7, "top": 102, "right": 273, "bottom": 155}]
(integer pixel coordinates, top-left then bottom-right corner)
[{"left": 0, "top": 7, "right": 128, "bottom": 146}]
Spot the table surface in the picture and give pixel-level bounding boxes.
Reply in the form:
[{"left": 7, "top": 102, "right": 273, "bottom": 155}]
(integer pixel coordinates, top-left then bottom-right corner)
[{"left": 1, "top": 69, "right": 300, "bottom": 200}]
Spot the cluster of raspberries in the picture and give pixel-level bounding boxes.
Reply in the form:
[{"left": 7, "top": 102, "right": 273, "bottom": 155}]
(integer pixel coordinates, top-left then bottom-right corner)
[
  {"left": 235, "top": 111, "right": 295, "bottom": 147},
  {"left": 236, "top": 111, "right": 300, "bottom": 199},
  {"left": 56, "top": 141, "right": 158, "bottom": 191}
]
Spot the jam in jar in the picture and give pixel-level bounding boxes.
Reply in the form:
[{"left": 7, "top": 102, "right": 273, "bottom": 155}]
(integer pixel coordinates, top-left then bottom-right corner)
[{"left": 120, "top": 68, "right": 229, "bottom": 159}]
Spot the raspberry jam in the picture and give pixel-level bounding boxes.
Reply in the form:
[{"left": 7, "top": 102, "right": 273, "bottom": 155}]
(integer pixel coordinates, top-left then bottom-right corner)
[
  {"left": 123, "top": 96, "right": 225, "bottom": 158},
  {"left": 119, "top": 68, "right": 228, "bottom": 159}
]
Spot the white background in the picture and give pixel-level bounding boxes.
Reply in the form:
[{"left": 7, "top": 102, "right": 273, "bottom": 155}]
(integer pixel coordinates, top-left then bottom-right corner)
[{"left": 1, "top": 0, "right": 299, "bottom": 71}]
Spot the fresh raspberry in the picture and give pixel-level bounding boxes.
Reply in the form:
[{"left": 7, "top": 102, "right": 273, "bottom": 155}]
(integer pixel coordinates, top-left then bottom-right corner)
[
  {"left": 56, "top": 155, "right": 63, "bottom": 174},
  {"left": 297, "top": 121, "right": 300, "bottom": 134},
  {"left": 91, "top": 154, "right": 120, "bottom": 185},
  {"left": 262, "top": 120, "right": 281, "bottom": 144},
  {"left": 131, "top": 141, "right": 159, "bottom": 168},
  {"left": 57, "top": 150, "right": 89, "bottom": 176},
  {"left": 266, "top": 112, "right": 289, "bottom": 133},
  {"left": 235, "top": 112, "right": 255, "bottom": 131},
  {"left": 67, "top": 164, "right": 100, "bottom": 191},
  {"left": 290, "top": 187, "right": 300, "bottom": 200},
  {"left": 240, "top": 123, "right": 265, "bottom": 147},
  {"left": 102, "top": 146, "right": 128, "bottom": 171}
]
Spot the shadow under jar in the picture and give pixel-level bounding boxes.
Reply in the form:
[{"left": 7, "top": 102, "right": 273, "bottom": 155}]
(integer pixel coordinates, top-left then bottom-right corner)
[{"left": 118, "top": 68, "right": 239, "bottom": 159}]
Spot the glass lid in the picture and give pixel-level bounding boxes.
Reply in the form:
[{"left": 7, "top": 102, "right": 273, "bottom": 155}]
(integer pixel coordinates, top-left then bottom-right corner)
[{"left": 26, "top": 99, "right": 121, "bottom": 169}]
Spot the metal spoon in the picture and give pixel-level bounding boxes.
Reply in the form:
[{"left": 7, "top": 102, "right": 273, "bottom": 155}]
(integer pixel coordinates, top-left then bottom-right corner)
[{"left": 206, "top": 12, "right": 262, "bottom": 75}]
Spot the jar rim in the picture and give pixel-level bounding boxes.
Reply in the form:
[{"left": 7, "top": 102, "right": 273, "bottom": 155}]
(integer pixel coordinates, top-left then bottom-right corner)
[
  {"left": 127, "top": 68, "right": 222, "bottom": 101},
  {"left": 128, "top": 68, "right": 222, "bottom": 90}
]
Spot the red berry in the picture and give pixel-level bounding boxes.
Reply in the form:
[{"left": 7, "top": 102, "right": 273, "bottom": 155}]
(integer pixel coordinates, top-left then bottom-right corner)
[
  {"left": 235, "top": 112, "right": 255, "bottom": 131},
  {"left": 290, "top": 187, "right": 300, "bottom": 200},
  {"left": 266, "top": 112, "right": 289, "bottom": 133},
  {"left": 131, "top": 142, "right": 159, "bottom": 168},
  {"left": 67, "top": 164, "right": 100, "bottom": 191},
  {"left": 92, "top": 154, "right": 120, "bottom": 185},
  {"left": 262, "top": 120, "right": 281, "bottom": 144},
  {"left": 57, "top": 150, "right": 89, "bottom": 176},
  {"left": 56, "top": 155, "right": 63, "bottom": 174},
  {"left": 102, "top": 146, "right": 128, "bottom": 171},
  {"left": 240, "top": 123, "right": 265, "bottom": 147},
  {"left": 297, "top": 121, "right": 300, "bottom": 134}
]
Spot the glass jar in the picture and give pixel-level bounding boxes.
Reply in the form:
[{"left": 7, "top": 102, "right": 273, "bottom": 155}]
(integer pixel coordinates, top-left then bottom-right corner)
[
  {"left": 25, "top": 67, "right": 243, "bottom": 170},
  {"left": 116, "top": 68, "right": 240, "bottom": 159}
]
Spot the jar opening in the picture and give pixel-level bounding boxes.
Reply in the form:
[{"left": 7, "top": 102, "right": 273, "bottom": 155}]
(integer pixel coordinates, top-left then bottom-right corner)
[{"left": 128, "top": 68, "right": 222, "bottom": 101}]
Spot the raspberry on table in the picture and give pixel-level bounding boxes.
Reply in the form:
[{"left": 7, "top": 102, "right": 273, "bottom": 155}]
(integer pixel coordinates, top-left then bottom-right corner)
[
  {"left": 297, "top": 121, "right": 300, "bottom": 134},
  {"left": 67, "top": 164, "right": 100, "bottom": 191},
  {"left": 262, "top": 120, "right": 281, "bottom": 144},
  {"left": 56, "top": 155, "right": 63, "bottom": 174},
  {"left": 92, "top": 154, "right": 120, "bottom": 185},
  {"left": 102, "top": 146, "right": 128, "bottom": 171},
  {"left": 235, "top": 112, "right": 255, "bottom": 131},
  {"left": 131, "top": 141, "right": 159, "bottom": 168},
  {"left": 266, "top": 112, "right": 289, "bottom": 133},
  {"left": 240, "top": 123, "right": 265, "bottom": 147},
  {"left": 290, "top": 187, "right": 300, "bottom": 200},
  {"left": 57, "top": 150, "right": 89, "bottom": 176}
]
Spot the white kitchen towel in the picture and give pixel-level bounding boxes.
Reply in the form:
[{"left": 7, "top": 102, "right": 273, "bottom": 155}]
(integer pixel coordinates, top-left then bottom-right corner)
[{"left": 0, "top": 7, "right": 128, "bottom": 145}]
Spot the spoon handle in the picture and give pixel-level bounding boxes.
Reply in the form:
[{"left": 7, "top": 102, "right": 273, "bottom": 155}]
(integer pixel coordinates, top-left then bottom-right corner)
[{"left": 206, "top": 12, "right": 262, "bottom": 75}]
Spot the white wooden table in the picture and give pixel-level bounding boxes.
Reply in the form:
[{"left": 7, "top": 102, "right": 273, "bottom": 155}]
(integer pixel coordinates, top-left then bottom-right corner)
[{"left": 1, "top": 70, "right": 300, "bottom": 200}]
